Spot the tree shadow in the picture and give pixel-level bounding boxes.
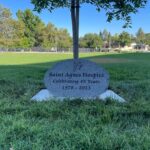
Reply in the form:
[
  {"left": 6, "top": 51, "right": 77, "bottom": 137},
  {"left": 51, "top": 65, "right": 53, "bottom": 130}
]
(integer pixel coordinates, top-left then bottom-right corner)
[{"left": 0, "top": 52, "right": 149, "bottom": 100}]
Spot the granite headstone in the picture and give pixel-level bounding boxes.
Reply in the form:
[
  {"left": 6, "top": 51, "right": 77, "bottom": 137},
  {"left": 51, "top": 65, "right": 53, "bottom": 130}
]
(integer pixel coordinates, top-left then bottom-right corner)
[{"left": 44, "top": 59, "right": 109, "bottom": 99}]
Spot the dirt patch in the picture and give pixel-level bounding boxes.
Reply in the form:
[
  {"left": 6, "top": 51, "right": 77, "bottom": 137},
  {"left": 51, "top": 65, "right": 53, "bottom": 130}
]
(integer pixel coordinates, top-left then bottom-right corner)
[{"left": 90, "top": 58, "right": 133, "bottom": 64}]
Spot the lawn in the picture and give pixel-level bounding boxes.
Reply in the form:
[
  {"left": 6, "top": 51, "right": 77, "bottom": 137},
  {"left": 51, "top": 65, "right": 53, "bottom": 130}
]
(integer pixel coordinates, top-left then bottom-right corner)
[{"left": 0, "top": 52, "right": 149, "bottom": 150}]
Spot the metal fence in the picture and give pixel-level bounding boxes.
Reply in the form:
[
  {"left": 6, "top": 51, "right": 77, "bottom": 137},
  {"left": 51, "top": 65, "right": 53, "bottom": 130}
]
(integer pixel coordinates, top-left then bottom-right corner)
[{"left": 0, "top": 47, "right": 127, "bottom": 53}]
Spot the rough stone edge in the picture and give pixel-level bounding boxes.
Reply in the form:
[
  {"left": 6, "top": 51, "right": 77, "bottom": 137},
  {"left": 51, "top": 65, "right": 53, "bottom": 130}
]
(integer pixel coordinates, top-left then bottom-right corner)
[{"left": 31, "top": 89, "right": 126, "bottom": 103}]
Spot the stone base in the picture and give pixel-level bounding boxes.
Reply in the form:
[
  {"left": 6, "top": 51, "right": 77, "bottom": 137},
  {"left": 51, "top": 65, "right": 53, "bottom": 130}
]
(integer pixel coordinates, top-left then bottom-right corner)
[
  {"left": 31, "top": 89, "right": 126, "bottom": 103},
  {"left": 98, "top": 90, "right": 125, "bottom": 103}
]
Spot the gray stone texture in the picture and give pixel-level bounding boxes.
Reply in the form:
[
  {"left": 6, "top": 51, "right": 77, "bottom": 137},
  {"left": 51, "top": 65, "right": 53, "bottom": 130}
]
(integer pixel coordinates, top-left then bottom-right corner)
[{"left": 44, "top": 59, "right": 109, "bottom": 99}]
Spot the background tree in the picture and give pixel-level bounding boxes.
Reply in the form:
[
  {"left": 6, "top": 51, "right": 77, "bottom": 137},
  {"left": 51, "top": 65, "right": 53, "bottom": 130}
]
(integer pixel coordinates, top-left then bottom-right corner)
[
  {"left": 136, "top": 28, "right": 145, "bottom": 44},
  {"left": 40, "top": 23, "right": 72, "bottom": 50},
  {"left": 79, "top": 33, "right": 103, "bottom": 49},
  {"left": 111, "top": 34, "right": 120, "bottom": 48},
  {"left": 0, "top": 5, "right": 27, "bottom": 48},
  {"left": 0, "top": 5, "right": 72, "bottom": 50},
  {"left": 102, "top": 29, "right": 109, "bottom": 42},
  {"left": 56, "top": 29, "right": 72, "bottom": 51},
  {"left": 31, "top": 0, "right": 147, "bottom": 59},
  {"left": 145, "top": 33, "right": 150, "bottom": 46},
  {"left": 100, "top": 29, "right": 111, "bottom": 48},
  {"left": 108, "top": 32, "right": 112, "bottom": 48},
  {"left": 130, "top": 34, "right": 136, "bottom": 43},
  {"left": 0, "top": 5, "right": 13, "bottom": 47},
  {"left": 40, "top": 23, "right": 57, "bottom": 49},
  {"left": 119, "top": 31, "right": 131, "bottom": 47},
  {"left": 16, "top": 9, "right": 45, "bottom": 47}
]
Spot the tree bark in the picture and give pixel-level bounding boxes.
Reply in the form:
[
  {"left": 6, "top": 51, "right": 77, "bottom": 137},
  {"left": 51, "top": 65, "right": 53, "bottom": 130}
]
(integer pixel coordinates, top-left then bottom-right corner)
[
  {"left": 71, "top": 0, "right": 79, "bottom": 59},
  {"left": 76, "top": 0, "right": 79, "bottom": 59}
]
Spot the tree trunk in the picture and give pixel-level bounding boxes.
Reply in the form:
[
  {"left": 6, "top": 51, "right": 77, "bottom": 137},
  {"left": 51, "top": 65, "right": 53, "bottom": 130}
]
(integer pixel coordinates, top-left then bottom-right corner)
[
  {"left": 71, "top": 0, "right": 79, "bottom": 59},
  {"left": 76, "top": 0, "right": 79, "bottom": 59}
]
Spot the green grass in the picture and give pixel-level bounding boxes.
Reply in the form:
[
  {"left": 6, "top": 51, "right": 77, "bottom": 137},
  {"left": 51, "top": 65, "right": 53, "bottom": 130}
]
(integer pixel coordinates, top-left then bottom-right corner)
[{"left": 0, "top": 52, "right": 150, "bottom": 150}]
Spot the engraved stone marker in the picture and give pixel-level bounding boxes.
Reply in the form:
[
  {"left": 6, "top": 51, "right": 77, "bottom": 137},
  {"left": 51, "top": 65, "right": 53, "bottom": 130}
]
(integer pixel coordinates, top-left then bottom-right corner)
[{"left": 44, "top": 59, "right": 109, "bottom": 99}]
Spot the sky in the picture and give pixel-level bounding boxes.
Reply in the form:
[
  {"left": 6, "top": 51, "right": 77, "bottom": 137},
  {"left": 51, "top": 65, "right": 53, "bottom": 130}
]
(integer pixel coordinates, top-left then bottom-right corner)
[{"left": 1, "top": 0, "right": 150, "bottom": 37}]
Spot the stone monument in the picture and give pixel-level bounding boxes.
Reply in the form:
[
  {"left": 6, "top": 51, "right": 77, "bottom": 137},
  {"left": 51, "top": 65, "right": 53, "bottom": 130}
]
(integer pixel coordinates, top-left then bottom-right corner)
[
  {"left": 32, "top": 56, "right": 125, "bottom": 102},
  {"left": 44, "top": 59, "right": 109, "bottom": 99}
]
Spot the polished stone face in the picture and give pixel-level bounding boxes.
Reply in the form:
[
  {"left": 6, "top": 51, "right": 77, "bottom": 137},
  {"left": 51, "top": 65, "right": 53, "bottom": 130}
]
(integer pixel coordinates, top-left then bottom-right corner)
[{"left": 44, "top": 59, "right": 109, "bottom": 99}]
